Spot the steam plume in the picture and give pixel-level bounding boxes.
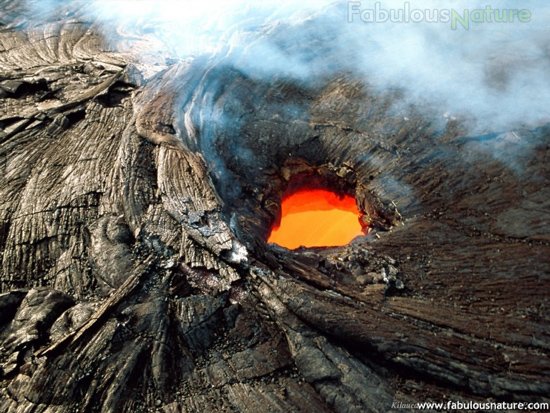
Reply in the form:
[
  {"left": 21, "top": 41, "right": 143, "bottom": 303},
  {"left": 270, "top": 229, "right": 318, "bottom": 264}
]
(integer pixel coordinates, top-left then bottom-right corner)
[{"left": 21, "top": 0, "right": 550, "bottom": 148}]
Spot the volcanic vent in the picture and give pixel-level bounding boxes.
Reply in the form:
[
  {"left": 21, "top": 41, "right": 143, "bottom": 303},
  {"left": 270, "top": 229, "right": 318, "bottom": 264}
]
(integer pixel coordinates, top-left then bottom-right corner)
[{"left": 268, "top": 188, "right": 366, "bottom": 249}]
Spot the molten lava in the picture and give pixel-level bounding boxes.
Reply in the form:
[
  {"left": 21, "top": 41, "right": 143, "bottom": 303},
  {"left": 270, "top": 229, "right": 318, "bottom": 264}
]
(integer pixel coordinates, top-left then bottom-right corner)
[{"left": 268, "top": 189, "right": 365, "bottom": 249}]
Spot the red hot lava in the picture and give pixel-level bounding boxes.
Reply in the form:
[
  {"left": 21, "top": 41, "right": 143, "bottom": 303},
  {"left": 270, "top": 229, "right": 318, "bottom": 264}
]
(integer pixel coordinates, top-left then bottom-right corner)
[{"left": 268, "top": 189, "right": 365, "bottom": 249}]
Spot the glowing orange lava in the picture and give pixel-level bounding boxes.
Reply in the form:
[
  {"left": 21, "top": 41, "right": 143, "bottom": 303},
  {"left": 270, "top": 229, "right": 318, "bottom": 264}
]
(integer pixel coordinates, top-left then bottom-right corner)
[{"left": 268, "top": 189, "right": 365, "bottom": 249}]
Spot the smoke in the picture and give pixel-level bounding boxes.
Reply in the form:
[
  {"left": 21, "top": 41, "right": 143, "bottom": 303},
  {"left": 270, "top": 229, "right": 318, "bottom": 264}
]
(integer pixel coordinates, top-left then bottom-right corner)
[
  {"left": 344, "top": 0, "right": 550, "bottom": 133},
  {"left": 29, "top": 0, "right": 547, "bottom": 131},
  {"left": 20, "top": 0, "right": 550, "bottom": 155}
]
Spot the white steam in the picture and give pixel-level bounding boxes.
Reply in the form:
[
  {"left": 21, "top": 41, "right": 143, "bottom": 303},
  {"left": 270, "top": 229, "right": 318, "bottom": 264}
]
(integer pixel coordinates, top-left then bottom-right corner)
[
  {"left": 345, "top": 0, "right": 550, "bottom": 132},
  {"left": 23, "top": 0, "right": 550, "bottom": 132}
]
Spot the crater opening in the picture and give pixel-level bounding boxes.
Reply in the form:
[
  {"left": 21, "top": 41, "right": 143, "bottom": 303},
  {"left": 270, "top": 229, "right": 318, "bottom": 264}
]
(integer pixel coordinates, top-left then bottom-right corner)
[{"left": 268, "top": 188, "right": 367, "bottom": 249}]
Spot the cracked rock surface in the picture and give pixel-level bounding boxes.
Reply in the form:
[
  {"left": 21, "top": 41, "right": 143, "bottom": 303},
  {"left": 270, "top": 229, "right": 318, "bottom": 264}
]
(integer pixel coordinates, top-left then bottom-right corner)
[{"left": 0, "top": 1, "right": 549, "bottom": 412}]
